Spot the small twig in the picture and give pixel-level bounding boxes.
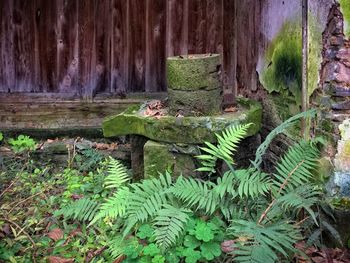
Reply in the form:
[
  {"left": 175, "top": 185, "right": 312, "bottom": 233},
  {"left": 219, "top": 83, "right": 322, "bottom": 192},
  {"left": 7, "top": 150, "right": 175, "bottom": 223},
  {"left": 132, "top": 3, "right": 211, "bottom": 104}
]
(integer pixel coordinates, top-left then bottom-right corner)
[
  {"left": 296, "top": 216, "right": 310, "bottom": 226},
  {"left": 0, "top": 177, "right": 19, "bottom": 199},
  {"left": 0, "top": 217, "right": 37, "bottom": 262},
  {"left": 258, "top": 160, "right": 305, "bottom": 224},
  {"left": 8, "top": 192, "right": 43, "bottom": 214}
]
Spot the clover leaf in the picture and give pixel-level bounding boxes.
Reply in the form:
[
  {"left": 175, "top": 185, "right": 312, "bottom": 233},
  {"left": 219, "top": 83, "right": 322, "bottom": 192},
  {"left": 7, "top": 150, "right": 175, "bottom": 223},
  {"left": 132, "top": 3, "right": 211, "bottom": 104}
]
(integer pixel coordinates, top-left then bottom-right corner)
[
  {"left": 143, "top": 243, "right": 160, "bottom": 256},
  {"left": 151, "top": 255, "right": 165, "bottom": 263},
  {"left": 137, "top": 224, "right": 154, "bottom": 239},
  {"left": 200, "top": 242, "right": 221, "bottom": 260},
  {"left": 184, "top": 235, "right": 201, "bottom": 249},
  {"left": 194, "top": 221, "right": 214, "bottom": 242},
  {"left": 124, "top": 243, "right": 142, "bottom": 259},
  {"left": 166, "top": 251, "right": 180, "bottom": 263},
  {"left": 183, "top": 248, "right": 202, "bottom": 263}
]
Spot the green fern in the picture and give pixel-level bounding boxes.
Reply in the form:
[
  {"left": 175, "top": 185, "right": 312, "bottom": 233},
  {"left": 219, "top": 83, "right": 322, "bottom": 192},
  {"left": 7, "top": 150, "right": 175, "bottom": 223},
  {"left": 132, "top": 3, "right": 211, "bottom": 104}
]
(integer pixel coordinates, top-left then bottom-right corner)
[
  {"left": 55, "top": 198, "right": 99, "bottom": 223},
  {"left": 153, "top": 205, "right": 190, "bottom": 249},
  {"left": 122, "top": 172, "right": 173, "bottom": 236},
  {"left": 172, "top": 176, "right": 219, "bottom": 214},
  {"left": 273, "top": 140, "right": 319, "bottom": 195},
  {"left": 104, "top": 157, "right": 130, "bottom": 188},
  {"left": 228, "top": 220, "right": 301, "bottom": 262},
  {"left": 196, "top": 124, "right": 251, "bottom": 172},
  {"left": 90, "top": 187, "right": 130, "bottom": 225},
  {"left": 252, "top": 109, "right": 317, "bottom": 169},
  {"left": 235, "top": 169, "right": 274, "bottom": 199}
]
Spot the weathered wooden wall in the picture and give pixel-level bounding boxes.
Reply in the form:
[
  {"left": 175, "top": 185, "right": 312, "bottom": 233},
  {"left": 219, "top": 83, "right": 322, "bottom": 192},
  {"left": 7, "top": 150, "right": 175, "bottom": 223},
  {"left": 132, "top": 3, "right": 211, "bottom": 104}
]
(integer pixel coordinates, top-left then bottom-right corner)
[{"left": 0, "top": 0, "right": 263, "bottom": 98}]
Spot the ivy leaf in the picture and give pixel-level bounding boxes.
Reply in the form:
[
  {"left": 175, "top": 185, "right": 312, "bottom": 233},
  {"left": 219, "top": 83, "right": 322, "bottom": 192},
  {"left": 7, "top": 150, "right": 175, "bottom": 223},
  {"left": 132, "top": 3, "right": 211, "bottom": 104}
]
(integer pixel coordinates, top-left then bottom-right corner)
[
  {"left": 184, "top": 235, "right": 201, "bottom": 249},
  {"left": 0, "top": 132, "right": 3, "bottom": 142},
  {"left": 195, "top": 222, "right": 214, "bottom": 242},
  {"left": 151, "top": 255, "right": 165, "bottom": 263},
  {"left": 143, "top": 244, "right": 160, "bottom": 257},
  {"left": 137, "top": 224, "right": 154, "bottom": 239},
  {"left": 200, "top": 242, "right": 221, "bottom": 260},
  {"left": 183, "top": 248, "right": 202, "bottom": 263}
]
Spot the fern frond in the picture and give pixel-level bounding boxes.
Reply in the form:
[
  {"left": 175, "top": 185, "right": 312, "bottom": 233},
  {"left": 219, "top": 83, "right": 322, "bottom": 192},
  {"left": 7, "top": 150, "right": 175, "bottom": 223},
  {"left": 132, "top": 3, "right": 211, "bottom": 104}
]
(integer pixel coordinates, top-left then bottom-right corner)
[
  {"left": 90, "top": 187, "right": 130, "bottom": 225},
  {"left": 104, "top": 157, "right": 130, "bottom": 188},
  {"left": 233, "top": 242, "right": 278, "bottom": 263},
  {"left": 235, "top": 169, "right": 274, "bottom": 199},
  {"left": 252, "top": 109, "right": 317, "bottom": 169},
  {"left": 153, "top": 205, "right": 190, "bottom": 249},
  {"left": 228, "top": 220, "right": 301, "bottom": 262},
  {"left": 213, "top": 171, "right": 237, "bottom": 199},
  {"left": 123, "top": 172, "right": 173, "bottom": 236},
  {"left": 273, "top": 140, "right": 319, "bottom": 195},
  {"left": 54, "top": 198, "right": 99, "bottom": 223},
  {"left": 196, "top": 124, "right": 251, "bottom": 172},
  {"left": 274, "top": 185, "right": 321, "bottom": 223},
  {"left": 219, "top": 199, "right": 243, "bottom": 221},
  {"left": 172, "top": 176, "right": 219, "bottom": 214}
]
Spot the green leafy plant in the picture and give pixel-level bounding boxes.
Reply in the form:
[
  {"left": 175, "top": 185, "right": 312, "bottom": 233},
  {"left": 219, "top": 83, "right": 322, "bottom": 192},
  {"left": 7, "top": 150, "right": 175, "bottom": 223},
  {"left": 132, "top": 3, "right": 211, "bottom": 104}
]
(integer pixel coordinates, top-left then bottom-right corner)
[
  {"left": 107, "top": 216, "right": 225, "bottom": 263},
  {"left": 8, "top": 134, "right": 36, "bottom": 153},
  {"left": 0, "top": 132, "right": 3, "bottom": 142},
  {"left": 89, "top": 110, "right": 322, "bottom": 262}
]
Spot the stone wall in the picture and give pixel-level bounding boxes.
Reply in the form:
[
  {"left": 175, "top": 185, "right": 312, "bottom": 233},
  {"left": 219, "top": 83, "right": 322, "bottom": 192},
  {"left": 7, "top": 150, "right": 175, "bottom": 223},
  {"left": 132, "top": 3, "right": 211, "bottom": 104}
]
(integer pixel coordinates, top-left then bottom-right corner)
[{"left": 319, "top": 3, "right": 350, "bottom": 147}]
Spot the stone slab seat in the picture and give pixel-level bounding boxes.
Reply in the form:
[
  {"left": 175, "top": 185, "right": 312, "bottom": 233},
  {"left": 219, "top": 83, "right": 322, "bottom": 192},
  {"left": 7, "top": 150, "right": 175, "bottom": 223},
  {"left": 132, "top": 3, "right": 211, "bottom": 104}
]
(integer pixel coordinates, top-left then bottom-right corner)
[{"left": 102, "top": 97, "right": 262, "bottom": 144}]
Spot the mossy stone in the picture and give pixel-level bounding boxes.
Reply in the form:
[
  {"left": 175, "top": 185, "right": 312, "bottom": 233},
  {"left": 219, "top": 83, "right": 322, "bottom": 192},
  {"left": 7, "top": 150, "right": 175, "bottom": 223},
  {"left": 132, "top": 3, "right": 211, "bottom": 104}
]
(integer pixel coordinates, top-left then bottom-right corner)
[
  {"left": 143, "top": 140, "right": 196, "bottom": 178},
  {"left": 168, "top": 88, "right": 222, "bottom": 116},
  {"left": 102, "top": 97, "right": 262, "bottom": 144},
  {"left": 167, "top": 54, "right": 221, "bottom": 91}
]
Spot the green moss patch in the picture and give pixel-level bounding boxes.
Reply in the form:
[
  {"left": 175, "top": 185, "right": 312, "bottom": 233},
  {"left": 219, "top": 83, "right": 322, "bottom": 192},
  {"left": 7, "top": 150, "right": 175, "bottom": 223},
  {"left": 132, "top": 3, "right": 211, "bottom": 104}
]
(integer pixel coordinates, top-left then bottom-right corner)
[
  {"left": 143, "top": 140, "right": 197, "bottom": 178},
  {"left": 261, "top": 17, "right": 323, "bottom": 109},
  {"left": 340, "top": 0, "right": 350, "bottom": 37}
]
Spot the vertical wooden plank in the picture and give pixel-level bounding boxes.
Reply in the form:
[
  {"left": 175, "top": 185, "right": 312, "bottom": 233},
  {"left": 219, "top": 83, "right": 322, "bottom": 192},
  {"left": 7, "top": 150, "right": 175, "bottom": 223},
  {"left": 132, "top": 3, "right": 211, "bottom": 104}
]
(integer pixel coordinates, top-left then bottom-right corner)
[
  {"left": 128, "top": 0, "right": 146, "bottom": 92},
  {"left": 78, "top": 0, "right": 96, "bottom": 99},
  {"left": 206, "top": 0, "right": 223, "bottom": 54},
  {"left": 94, "top": 0, "right": 111, "bottom": 94},
  {"left": 34, "top": 0, "right": 58, "bottom": 92},
  {"left": 12, "top": 0, "right": 36, "bottom": 92},
  {"left": 166, "top": 0, "right": 189, "bottom": 57},
  {"left": 111, "top": 0, "right": 128, "bottom": 94},
  {"left": 188, "top": 0, "right": 207, "bottom": 54},
  {"left": 0, "top": 0, "right": 15, "bottom": 92},
  {"left": 145, "top": 0, "right": 166, "bottom": 92},
  {"left": 56, "top": 0, "right": 79, "bottom": 94},
  {"left": 236, "top": 0, "right": 261, "bottom": 92},
  {"left": 222, "top": 0, "right": 237, "bottom": 94}
]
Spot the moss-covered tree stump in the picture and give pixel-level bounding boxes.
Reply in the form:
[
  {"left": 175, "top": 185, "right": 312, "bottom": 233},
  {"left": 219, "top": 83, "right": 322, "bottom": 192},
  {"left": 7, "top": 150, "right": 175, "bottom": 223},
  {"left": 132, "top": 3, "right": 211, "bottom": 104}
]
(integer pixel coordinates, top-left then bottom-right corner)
[{"left": 167, "top": 54, "right": 222, "bottom": 116}]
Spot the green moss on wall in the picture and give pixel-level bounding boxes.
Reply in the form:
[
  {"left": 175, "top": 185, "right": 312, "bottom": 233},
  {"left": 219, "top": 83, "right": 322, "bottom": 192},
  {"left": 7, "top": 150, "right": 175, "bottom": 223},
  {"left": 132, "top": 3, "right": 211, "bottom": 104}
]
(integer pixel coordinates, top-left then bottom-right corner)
[
  {"left": 339, "top": 0, "right": 350, "bottom": 36},
  {"left": 260, "top": 15, "right": 323, "bottom": 121},
  {"left": 261, "top": 21, "right": 302, "bottom": 105}
]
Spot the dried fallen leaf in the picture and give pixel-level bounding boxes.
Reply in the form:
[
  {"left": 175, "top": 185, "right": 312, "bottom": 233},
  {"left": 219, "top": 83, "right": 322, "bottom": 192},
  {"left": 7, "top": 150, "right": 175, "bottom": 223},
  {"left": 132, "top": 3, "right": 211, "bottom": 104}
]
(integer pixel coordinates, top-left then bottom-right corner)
[
  {"left": 47, "top": 228, "right": 64, "bottom": 241},
  {"left": 223, "top": 106, "right": 237, "bottom": 113},
  {"left": 47, "top": 256, "right": 74, "bottom": 263}
]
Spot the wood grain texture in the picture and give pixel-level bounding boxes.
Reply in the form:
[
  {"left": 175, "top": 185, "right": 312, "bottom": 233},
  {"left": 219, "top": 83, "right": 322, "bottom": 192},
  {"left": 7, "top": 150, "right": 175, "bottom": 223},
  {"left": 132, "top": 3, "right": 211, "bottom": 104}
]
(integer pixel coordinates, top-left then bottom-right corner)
[
  {"left": 145, "top": 0, "right": 166, "bottom": 92},
  {"left": 111, "top": 0, "right": 128, "bottom": 94},
  {"left": 0, "top": 0, "right": 265, "bottom": 96},
  {"left": 128, "top": 0, "right": 146, "bottom": 92},
  {"left": 166, "top": 0, "right": 188, "bottom": 56}
]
